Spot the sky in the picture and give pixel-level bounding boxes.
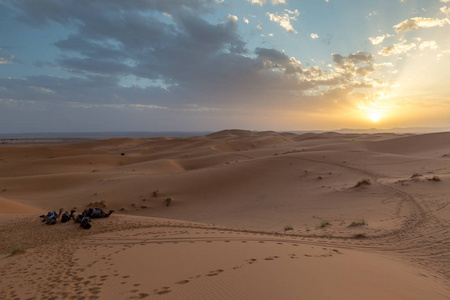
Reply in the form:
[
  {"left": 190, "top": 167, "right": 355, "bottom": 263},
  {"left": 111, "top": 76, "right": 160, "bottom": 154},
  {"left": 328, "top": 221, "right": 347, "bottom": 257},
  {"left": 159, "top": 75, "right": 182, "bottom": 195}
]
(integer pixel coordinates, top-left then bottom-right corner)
[{"left": 0, "top": 0, "right": 449, "bottom": 133}]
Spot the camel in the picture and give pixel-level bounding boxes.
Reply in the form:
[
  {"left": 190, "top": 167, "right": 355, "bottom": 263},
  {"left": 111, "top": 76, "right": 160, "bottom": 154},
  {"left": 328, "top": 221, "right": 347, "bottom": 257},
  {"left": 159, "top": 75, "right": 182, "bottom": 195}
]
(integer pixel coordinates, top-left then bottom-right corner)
[
  {"left": 83, "top": 208, "right": 114, "bottom": 218},
  {"left": 40, "top": 209, "right": 62, "bottom": 225},
  {"left": 72, "top": 213, "right": 92, "bottom": 229},
  {"left": 61, "top": 210, "right": 75, "bottom": 223}
]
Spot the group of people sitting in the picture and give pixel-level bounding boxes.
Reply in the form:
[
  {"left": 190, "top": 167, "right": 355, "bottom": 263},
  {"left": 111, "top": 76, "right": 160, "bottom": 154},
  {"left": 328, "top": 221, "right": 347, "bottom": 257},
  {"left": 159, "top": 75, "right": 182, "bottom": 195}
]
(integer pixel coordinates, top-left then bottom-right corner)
[{"left": 40, "top": 208, "right": 114, "bottom": 229}]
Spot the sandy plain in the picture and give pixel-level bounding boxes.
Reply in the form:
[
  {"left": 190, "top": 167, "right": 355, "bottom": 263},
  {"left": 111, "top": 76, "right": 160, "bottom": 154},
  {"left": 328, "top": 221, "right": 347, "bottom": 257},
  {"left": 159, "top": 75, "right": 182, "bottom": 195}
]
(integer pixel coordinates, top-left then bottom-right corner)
[{"left": 0, "top": 129, "right": 449, "bottom": 299}]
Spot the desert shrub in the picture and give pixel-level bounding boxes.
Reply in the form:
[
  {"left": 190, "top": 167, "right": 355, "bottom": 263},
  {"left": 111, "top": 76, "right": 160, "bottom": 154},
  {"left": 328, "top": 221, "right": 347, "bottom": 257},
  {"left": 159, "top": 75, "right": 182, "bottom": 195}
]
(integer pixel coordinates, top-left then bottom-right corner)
[
  {"left": 320, "top": 220, "right": 331, "bottom": 228},
  {"left": 153, "top": 190, "right": 161, "bottom": 197},
  {"left": 355, "top": 179, "right": 371, "bottom": 187},
  {"left": 429, "top": 176, "right": 441, "bottom": 181},
  {"left": 165, "top": 198, "right": 172, "bottom": 206},
  {"left": 411, "top": 173, "right": 422, "bottom": 178},
  {"left": 353, "top": 233, "right": 367, "bottom": 239},
  {"left": 11, "top": 244, "right": 26, "bottom": 256},
  {"left": 349, "top": 219, "right": 367, "bottom": 227},
  {"left": 284, "top": 224, "right": 293, "bottom": 231},
  {"left": 87, "top": 200, "right": 106, "bottom": 208}
]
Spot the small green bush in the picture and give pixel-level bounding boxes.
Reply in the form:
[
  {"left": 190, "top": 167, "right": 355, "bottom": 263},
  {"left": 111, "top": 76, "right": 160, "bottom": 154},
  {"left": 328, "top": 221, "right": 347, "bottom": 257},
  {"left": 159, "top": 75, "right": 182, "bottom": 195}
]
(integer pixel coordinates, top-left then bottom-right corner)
[
  {"left": 429, "top": 176, "right": 441, "bottom": 182},
  {"left": 353, "top": 233, "right": 367, "bottom": 239},
  {"left": 165, "top": 198, "right": 172, "bottom": 206},
  {"left": 284, "top": 224, "right": 293, "bottom": 231},
  {"left": 10, "top": 244, "right": 26, "bottom": 256},
  {"left": 320, "top": 220, "right": 331, "bottom": 228},
  {"left": 349, "top": 219, "right": 367, "bottom": 227}
]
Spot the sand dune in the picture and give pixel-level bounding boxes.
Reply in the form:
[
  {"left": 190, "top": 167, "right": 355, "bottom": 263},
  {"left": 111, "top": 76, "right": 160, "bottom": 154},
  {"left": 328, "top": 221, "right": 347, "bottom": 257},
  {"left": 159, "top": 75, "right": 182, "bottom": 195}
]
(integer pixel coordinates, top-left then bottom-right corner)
[
  {"left": 367, "top": 131, "right": 450, "bottom": 156},
  {"left": 0, "top": 197, "right": 44, "bottom": 214},
  {"left": 1, "top": 130, "right": 449, "bottom": 299}
]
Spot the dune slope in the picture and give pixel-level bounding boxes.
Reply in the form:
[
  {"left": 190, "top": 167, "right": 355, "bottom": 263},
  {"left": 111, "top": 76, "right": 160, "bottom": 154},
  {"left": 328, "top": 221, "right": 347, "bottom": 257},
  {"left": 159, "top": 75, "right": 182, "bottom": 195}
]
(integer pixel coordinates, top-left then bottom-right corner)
[{"left": 1, "top": 130, "right": 449, "bottom": 298}]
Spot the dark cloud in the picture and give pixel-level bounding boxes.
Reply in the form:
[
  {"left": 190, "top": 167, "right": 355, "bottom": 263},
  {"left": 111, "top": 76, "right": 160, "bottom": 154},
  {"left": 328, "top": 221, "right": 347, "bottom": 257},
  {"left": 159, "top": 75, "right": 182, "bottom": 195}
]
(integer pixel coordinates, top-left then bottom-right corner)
[{"left": 332, "top": 51, "right": 375, "bottom": 77}]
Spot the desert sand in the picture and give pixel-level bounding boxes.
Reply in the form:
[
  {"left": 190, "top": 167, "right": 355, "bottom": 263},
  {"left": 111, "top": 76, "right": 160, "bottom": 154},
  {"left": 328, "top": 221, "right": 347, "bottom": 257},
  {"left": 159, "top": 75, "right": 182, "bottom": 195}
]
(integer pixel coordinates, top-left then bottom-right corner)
[{"left": 0, "top": 130, "right": 449, "bottom": 299}]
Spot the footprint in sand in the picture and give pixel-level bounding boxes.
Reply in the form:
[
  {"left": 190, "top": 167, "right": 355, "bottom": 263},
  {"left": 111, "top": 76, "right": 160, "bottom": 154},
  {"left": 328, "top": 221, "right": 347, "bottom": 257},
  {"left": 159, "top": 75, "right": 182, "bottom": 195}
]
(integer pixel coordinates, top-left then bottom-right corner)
[
  {"left": 264, "top": 256, "right": 279, "bottom": 260},
  {"left": 130, "top": 293, "right": 150, "bottom": 299},
  {"left": 154, "top": 287, "right": 171, "bottom": 295},
  {"left": 89, "top": 287, "right": 101, "bottom": 295},
  {"left": 175, "top": 279, "right": 190, "bottom": 285},
  {"left": 206, "top": 269, "right": 224, "bottom": 276}
]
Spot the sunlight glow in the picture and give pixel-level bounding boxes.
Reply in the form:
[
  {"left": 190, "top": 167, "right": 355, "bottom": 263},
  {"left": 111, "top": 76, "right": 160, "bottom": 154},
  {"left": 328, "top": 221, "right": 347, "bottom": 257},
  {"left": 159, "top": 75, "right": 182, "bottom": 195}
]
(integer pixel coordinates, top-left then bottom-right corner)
[
  {"left": 368, "top": 111, "right": 382, "bottom": 122},
  {"left": 357, "top": 93, "right": 393, "bottom": 123}
]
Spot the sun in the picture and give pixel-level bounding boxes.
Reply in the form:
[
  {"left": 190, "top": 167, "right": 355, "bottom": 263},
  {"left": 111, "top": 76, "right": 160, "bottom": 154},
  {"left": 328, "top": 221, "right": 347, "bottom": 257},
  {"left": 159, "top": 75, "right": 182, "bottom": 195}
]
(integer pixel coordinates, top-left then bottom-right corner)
[
  {"left": 357, "top": 93, "right": 393, "bottom": 124},
  {"left": 358, "top": 102, "right": 385, "bottom": 123},
  {"left": 368, "top": 111, "right": 382, "bottom": 122}
]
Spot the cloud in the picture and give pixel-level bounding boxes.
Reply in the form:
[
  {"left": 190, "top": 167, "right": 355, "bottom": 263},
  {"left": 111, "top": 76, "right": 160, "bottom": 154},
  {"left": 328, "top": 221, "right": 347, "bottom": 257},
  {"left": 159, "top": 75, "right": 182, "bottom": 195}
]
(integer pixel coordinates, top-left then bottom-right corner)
[
  {"left": 378, "top": 40, "right": 416, "bottom": 56},
  {"left": 266, "top": 9, "right": 299, "bottom": 33},
  {"left": 441, "top": 6, "right": 450, "bottom": 14},
  {"left": 437, "top": 49, "right": 450, "bottom": 59},
  {"left": 227, "top": 14, "right": 238, "bottom": 22},
  {"left": 310, "top": 33, "right": 319, "bottom": 39},
  {"left": 332, "top": 51, "right": 376, "bottom": 77},
  {"left": 284, "top": 9, "right": 300, "bottom": 17},
  {"left": 374, "top": 62, "right": 394, "bottom": 68},
  {"left": 243, "top": 17, "right": 249, "bottom": 24},
  {"left": 368, "top": 34, "right": 392, "bottom": 45},
  {"left": 441, "top": 0, "right": 450, "bottom": 3},
  {"left": 393, "top": 17, "right": 450, "bottom": 32},
  {"left": 0, "top": 56, "right": 14, "bottom": 64},
  {"left": 0, "top": 0, "right": 390, "bottom": 131},
  {"left": 247, "top": 0, "right": 285, "bottom": 5},
  {"left": 419, "top": 40, "right": 438, "bottom": 50},
  {"left": 0, "top": 49, "right": 14, "bottom": 64},
  {"left": 366, "top": 10, "right": 379, "bottom": 19},
  {"left": 248, "top": 0, "right": 265, "bottom": 5}
]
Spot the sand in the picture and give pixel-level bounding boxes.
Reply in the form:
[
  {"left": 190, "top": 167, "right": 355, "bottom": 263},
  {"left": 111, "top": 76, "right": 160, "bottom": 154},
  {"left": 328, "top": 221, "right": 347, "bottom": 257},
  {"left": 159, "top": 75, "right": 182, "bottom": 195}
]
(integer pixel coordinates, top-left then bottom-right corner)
[{"left": 0, "top": 130, "right": 449, "bottom": 299}]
